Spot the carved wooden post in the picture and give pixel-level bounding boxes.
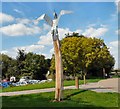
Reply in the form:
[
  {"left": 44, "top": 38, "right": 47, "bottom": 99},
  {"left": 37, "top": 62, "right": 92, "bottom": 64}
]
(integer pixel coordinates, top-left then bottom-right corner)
[
  {"left": 53, "top": 37, "right": 63, "bottom": 101},
  {"left": 35, "top": 10, "right": 72, "bottom": 101}
]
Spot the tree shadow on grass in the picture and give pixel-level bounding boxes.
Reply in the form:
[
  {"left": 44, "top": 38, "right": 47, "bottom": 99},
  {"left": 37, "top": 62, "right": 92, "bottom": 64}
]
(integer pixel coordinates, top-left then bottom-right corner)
[
  {"left": 63, "top": 90, "right": 96, "bottom": 108},
  {"left": 63, "top": 90, "right": 87, "bottom": 100},
  {"left": 62, "top": 90, "right": 118, "bottom": 109}
]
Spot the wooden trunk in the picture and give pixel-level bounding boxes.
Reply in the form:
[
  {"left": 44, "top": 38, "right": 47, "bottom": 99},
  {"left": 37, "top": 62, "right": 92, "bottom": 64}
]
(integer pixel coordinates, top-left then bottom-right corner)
[
  {"left": 53, "top": 40, "right": 63, "bottom": 101},
  {"left": 84, "top": 75, "right": 86, "bottom": 85},
  {"left": 75, "top": 77, "right": 79, "bottom": 89}
]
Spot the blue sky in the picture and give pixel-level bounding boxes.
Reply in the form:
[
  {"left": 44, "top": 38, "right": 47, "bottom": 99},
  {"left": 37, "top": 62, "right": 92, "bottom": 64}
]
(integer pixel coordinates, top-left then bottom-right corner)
[{"left": 0, "top": 2, "right": 119, "bottom": 68}]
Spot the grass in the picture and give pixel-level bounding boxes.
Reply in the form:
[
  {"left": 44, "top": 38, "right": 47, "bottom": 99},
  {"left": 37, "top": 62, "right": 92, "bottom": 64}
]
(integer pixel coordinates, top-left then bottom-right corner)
[
  {"left": 111, "top": 75, "right": 120, "bottom": 78},
  {"left": 2, "top": 89, "right": 119, "bottom": 108},
  {"left": 2, "top": 79, "right": 102, "bottom": 92}
]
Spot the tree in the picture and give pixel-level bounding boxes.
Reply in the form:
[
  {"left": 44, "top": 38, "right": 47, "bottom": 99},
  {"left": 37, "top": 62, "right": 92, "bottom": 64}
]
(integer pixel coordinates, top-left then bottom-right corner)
[
  {"left": 61, "top": 37, "right": 82, "bottom": 77},
  {"left": 16, "top": 49, "right": 26, "bottom": 75},
  {"left": 21, "top": 52, "right": 50, "bottom": 80},
  {"left": 50, "top": 33, "right": 115, "bottom": 81},
  {"left": 0, "top": 54, "right": 17, "bottom": 79},
  {"left": 1, "top": 51, "right": 51, "bottom": 80}
]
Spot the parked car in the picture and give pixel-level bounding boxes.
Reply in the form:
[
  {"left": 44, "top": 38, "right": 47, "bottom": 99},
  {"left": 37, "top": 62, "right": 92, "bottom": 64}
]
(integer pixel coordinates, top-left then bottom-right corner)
[{"left": 19, "top": 76, "right": 31, "bottom": 82}]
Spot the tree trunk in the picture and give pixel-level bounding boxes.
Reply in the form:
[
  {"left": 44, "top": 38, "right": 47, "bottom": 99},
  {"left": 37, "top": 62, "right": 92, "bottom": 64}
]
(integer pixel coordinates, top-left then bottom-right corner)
[
  {"left": 83, "top": 74, "right": 86, "bottom": 85},
  {"left": 103, "top": 68, "right": 105, "bottom": 78},
  {"left": 75, "top": 76, "right": 79, "bottom": 89},
  {"left": 54, "top": 40, "right": 64, "bottom": 101}
]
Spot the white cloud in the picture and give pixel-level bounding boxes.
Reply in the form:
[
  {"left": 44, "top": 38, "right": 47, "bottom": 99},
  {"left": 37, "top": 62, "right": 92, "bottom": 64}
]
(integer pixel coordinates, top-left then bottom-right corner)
[
  {"left": 1, "top": 50, "right": 17, "bottom": 59},
  {"left": 1, "top": 15, "right": 52, "bottom": 37},
  {"left": 38, "top": 26, "right": 108, "bottom": 46},
  {"left": 38, "top": 31, "right": 52, "bottom": 45},
  {"left": 42, "top": 53, "right": 52, "bottom": 59},
  {"left": 0, "top": 23, "right": 41, "bottom": 36},
  {"left": 109, "top": 40, "right": 119, "bottom": 69},
  {"left": 13, "top": 44, "right": 44, "bottom": 53},
  {"left": 0, "top": 13, "right": 14, "bottom": 24},
  {"left": 38, "top": 28, "right": 82, "bottom": 45},
  {"left": 82, "top": 27, "right": 108, "bottom": 38},
  {"left": 14, "top": 9, "right": 23, "bottom": 15},
  {"left": 43, "top": 23, "right": 51, "bottom": 31},
  {"left": 110, "top": 40, "right": 120, "bottom": 47},
  {"left": 1, "top": 44, "right": 44, "bottom": 58},
  {"left": 58, "top": 28, "right": 82, "bottom": 40},
  {"left": 58, "top": 28, "right": 73, "bottom": 40},
  {"left": 16, "top": 18, "right": 31, "bottom": 24},
  {"left": 50, "top": 48, "right": 54, "bottom": 54},
  {"left": 75, "top": 29, "right": 83, "bottom": 34},
  {"left": 87, "top": 24, "right": 96, "bottom": 28},
  {"left": 1, "top": 50, "right": 8, "bottom": 54}
]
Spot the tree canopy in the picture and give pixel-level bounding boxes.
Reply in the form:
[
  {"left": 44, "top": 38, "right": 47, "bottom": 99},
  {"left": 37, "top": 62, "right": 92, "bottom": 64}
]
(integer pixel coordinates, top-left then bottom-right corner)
[
  {"left": 1, "top": 50, "right": 51, "bottom": 80},
  {"left": 50, "top": 33, "right": 115, "bottom": 78}
]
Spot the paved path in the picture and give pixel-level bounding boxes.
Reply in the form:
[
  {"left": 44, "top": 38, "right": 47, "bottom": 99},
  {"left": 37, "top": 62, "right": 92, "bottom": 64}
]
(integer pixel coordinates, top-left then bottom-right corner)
[
  {"left": 80, "top": 78, "right": 119, "bottom": 93},
  {"left": 0, "top": 78, "right": 119, "bottom": 96},
  {"left": 0, "top": 86, "right": 76, "bottom": 96}
]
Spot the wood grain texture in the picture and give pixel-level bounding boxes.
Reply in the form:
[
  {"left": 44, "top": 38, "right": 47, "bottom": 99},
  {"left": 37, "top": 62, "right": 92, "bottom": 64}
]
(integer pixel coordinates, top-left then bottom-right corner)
[{"left": 53, "top": 40, "right": 63, "bottom": 101}]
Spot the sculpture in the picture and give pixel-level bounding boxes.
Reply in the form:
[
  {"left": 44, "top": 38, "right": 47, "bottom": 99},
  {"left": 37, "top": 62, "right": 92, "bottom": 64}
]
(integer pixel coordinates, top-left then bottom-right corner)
[{"left": 35, "top": 10, "right": 73, "bottom": 101}]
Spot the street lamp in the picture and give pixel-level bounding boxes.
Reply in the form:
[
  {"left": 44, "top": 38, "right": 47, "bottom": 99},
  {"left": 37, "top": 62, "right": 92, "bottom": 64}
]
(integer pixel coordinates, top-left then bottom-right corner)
[{"left": 35, "top": 10, "right": 73, "bottom": 101}]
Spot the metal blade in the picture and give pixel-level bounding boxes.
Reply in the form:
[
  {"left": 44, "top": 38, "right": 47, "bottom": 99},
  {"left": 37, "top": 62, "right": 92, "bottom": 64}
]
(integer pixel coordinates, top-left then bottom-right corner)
[{"left": 44, "top": 14, "right": 53, "bottom": 27}]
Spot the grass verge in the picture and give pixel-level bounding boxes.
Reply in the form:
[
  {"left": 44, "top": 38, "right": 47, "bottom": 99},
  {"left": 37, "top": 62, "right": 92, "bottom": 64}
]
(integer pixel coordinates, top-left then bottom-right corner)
[{"left": 2, "top": 89, "right": 119, "bottom": 108}]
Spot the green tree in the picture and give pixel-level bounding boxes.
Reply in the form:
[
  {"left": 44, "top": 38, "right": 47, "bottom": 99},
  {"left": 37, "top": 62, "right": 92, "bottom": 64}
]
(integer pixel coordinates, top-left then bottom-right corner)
[
  {"left": 16, "top": 49, "right": 26, "bottom": 77},
  {"left": 22, "top": 52, "right": 50, "bottom": 80},
  {"left": 1, "top": 51, "right": 51, "bottom": 80},
  {"left": 0, "top": 54, "right": 17, "bottom": 79},
  {"left": 61, "top": 37, "right": 82, "bottom": 77},
  {"left": 50, "top": 33, "right": 115, "bottom": 81}
]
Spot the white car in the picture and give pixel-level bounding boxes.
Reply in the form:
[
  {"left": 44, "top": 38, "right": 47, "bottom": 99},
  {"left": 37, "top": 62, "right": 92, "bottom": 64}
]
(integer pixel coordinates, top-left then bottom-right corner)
[{"left": 19, "top": 76, "right": 31, "bottom": 82}]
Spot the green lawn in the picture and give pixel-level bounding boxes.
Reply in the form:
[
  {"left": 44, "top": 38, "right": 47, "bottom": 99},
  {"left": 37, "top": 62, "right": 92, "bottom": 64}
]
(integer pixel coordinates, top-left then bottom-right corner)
[
  {"left": 111, "top": 75, "right": 120, "bottom": 78},
  {"left": 2, "top": 79, "right": 102, "bottom": 92},
  {"left": 2, "top": 89, "right": 119, "bottom": 108}
]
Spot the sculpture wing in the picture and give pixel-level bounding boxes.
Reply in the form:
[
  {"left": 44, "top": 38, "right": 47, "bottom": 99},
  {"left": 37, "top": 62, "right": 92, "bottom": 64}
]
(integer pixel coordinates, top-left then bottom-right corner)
[
  {"left": 60, "top": 10, "right": 73, "bottom": 16},
  {"left": 34, "top": 14, "right": 53, "bottom": 27},
  {"left": 44, "top": 14, "right": 53, "bottom": 27},
  {"left": 36, "top": 14, "right": 46, "bottom": 21},
  {"left": 55, "top": 10, "right": 73, "bottom": 26},
  {"left": 34, "top": 14, "right": 45, "bottom": 25}
]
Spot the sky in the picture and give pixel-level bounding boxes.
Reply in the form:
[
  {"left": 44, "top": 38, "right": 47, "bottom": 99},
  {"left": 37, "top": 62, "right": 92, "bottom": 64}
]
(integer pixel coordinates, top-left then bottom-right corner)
[{"left": 0, "top": 1, "right": 119, "bottom": 69}]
